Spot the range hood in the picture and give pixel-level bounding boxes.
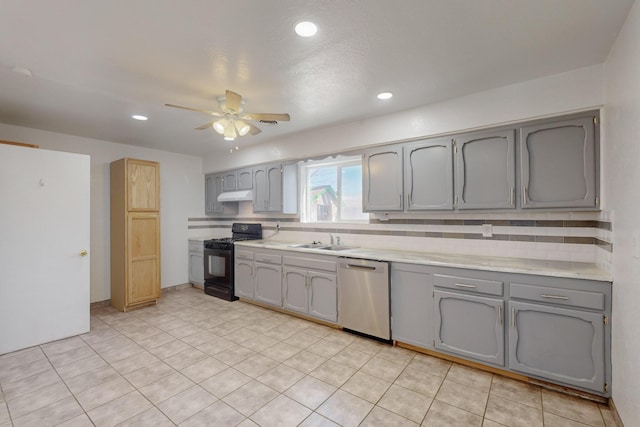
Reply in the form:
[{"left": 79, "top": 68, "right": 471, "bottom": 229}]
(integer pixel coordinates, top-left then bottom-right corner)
[{"left": 217, "top": 190, "right": 253, "bottom": 202}]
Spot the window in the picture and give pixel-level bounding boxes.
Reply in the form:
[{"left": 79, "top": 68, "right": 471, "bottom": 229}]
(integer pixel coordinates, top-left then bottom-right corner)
[{"left": 300, "top": 156, "right": 368, "bottom": 223}]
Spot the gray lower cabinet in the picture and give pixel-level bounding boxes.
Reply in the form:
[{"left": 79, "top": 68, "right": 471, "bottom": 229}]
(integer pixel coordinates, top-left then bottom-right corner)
[
  {"left": 283, "top": 255, "right": 337, "bottom": 323},
  {"left": 404, "top": 138, "right": 454, "bottom": 210},
  {"left": 254, "top": 163, "right": 282, "bottom": 212},
  {"left": 363, "top": 145, "right": 403, "bottom": 212},
  {"left": 455, "top": 129, "right": 515, "bottom": 209},
  {"left": 254, "top": 258, "right": 282, "bottom": 306},
  {"left": 234, "top": 250, "right": 255, "bottom": 299},
  {"left": 520, "top": 115, "right": 598, "bottom": 208},
  {"left": 188, "top": 240, "right": 204, "bottom": 286},
  {"left": 434, "top": 290, "right": 504, "bottom": 366},
  {"left": 390, "top": 263, "right": 434, "bottom": 349}
]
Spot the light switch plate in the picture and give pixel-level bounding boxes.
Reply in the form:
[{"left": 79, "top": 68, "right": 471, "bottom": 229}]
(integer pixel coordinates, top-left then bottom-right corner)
[{"left": 482, "top": 223, "right": 493, "bottom": 237}]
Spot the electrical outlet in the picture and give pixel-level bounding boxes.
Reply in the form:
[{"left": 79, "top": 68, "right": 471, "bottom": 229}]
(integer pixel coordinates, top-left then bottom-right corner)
[
  {"left": 276, "top": 221, "right": 280, "bottom": 231},
  {"left": 482, "top": 223, "right": 493, "bottom": 237}
]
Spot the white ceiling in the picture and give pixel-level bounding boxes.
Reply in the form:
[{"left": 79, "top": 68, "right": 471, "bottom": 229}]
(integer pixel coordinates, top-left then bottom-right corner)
[{"left": 0, "top": 0, "right": 634, "bottom": 157}]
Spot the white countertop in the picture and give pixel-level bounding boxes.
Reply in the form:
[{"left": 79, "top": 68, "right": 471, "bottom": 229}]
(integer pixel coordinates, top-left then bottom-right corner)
[{"left": 235, "top": 240, "right": 612, "bottom": 282}]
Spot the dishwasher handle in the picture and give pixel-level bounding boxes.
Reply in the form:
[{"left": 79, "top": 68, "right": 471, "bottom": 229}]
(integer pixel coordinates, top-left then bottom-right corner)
[{"left": 345, "top": 263, "right": 377, "bottom": 271}]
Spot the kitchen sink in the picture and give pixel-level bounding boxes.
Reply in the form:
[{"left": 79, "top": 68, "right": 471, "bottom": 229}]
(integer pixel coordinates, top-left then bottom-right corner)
[{"left": 289, "top": 243, "right": 358, "bottom": 251}]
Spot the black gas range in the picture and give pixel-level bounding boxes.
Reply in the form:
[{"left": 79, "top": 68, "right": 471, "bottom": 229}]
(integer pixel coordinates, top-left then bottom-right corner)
[{"left": 203, "top": 223, "right": 262, "bottom": 301}]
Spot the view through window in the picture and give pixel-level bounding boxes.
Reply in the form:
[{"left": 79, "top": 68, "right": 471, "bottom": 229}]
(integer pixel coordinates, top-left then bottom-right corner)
[{"left": 301, "top": 156, "right": 368, "bottom": 223}]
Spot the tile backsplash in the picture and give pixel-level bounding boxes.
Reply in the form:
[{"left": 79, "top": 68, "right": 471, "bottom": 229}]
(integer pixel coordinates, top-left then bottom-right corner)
[{"left": 188, "top": 203, "right": 612, "bottom": 272}]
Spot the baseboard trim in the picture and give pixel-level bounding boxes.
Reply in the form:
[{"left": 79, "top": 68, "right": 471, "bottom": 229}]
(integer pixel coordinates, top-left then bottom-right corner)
[{"left": 608, "top": 398, "right": 625, "bottom": 426}]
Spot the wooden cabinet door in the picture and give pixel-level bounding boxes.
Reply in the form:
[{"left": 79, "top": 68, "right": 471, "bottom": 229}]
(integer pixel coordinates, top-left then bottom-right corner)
[
  {"left": 254, "top": 262, "right": 282, "bottom": 306},
  {"left": 404, "top": 138, "right": 454, "bottom": 210},
  {"left": 520, "top": 116, "right": 597, "bottom": 208},
  {"left": 363, "top": 146, "right": 403, "bottom": 211},
  {"left": 391, "top": 264, "right": 434, "bottom": 349},
  {"left": 127, "top": 159, "right": 159, "bottom": 211},
  {"left": 308, "top": 271, "right": 337, "bottom": 322},
  {"left": 456, "top": 130, "right": 515, "bottom": 209},
  {"left": 508, "top": 301, "right": 605, "bottom": 393},
  {"left": 283, "top": 267, "right": 309, "bottom": 314},
  {"left": 434, "top": 290, "right": 504, "bottom": 366},
  {"left": 222, "top": 170, "right": 237, "bottom": 192},
  {"left": 237, "top": 167, "right": 253, "bottom": 190},
  {"left": 127, "top": 213, "right": 160, "bottom": 305},
  {"left": 234, "top": 259, "right": 255, "bottom": 299}
]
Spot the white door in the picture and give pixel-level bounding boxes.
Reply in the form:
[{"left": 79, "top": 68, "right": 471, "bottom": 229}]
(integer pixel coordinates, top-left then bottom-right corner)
[{"left": 0, "top": 144, "right": 90, "bottom": 355}]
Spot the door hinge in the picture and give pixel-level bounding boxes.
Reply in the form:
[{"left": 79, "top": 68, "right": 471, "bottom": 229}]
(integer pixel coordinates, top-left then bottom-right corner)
[
  {"left": 432, "top": 340, "right": 435, "bottom": 347},
  {"left": 604, "top": 383, "right": 609, "bottom": 393},
  {"left": 432, "top": 290, "right": 435, "bottom": 298},
  {"left": 595, "top": 196, "right": 600, "bottom": 206},
  {"left": 604, "top": 315, "right": 609, "bottom": 325},
  {"left": 594, "top": 116, "right": 599, "bottom": 126},
  {"left": 452, "top": 139, "right": 457, "bottom": 153}
]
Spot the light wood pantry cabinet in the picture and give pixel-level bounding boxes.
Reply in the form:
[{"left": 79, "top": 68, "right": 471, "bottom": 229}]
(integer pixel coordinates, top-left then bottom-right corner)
[
  {"left": 110, "top": 158, "right": 161, "bottom": 312},
  {"left": 520, "top": 115, "right": 598, "bottom": 209},
  {"left": 455, "top": 129, "right": 515, "bottom": 209}
]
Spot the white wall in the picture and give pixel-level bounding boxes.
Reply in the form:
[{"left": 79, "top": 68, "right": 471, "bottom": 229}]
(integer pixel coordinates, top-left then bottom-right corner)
[
  {"left": 204, "top": 64, "right": 603, "bottom": 171},
  {"left": 603, "top": 0, "right": 640, "bottom": 423},
  {"left": 0, "top": 123, "right": 204, "bottom": 302}
]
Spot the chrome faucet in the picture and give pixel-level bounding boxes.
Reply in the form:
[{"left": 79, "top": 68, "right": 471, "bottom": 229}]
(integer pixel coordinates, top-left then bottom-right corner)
[
  {"left": 336, "top": 235, "right": 341, "bottom": 246},
  {"left": 329, "top": 234, "right": 335, "bottom": 245}
]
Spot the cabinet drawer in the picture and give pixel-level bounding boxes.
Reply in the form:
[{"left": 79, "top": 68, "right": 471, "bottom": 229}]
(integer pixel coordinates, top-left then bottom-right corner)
[
  {"left": 510, "top": 283, "right": 604, "bottom": 310},
  {"left": 283, "top": 256, "right": 336, "bottom": 272},
  {"left": 434, "top": 274, "right": 503, "bottom": 296},
  {"left": 254, "top": 252, "right": 282, "bottom": 265},
  {"left": 235, "top": 249, "right": 254, "bottom": 261},
  {"left": 188, "top": 241, "right": 204, "bottom": 254}
]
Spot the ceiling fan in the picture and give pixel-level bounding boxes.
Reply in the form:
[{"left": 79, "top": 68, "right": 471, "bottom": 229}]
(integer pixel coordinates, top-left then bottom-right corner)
[{"left": 165, "top": 90, "right": 290, "bottom": 141}]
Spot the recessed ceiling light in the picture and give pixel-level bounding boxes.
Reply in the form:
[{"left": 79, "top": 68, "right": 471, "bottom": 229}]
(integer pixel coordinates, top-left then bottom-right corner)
[
  {"left": 377, "top": 92, "right": 393, "bottom": 100},
  {"left": 132, "top": 115, "right": 148, "bottom": 121},
  {"left": 295, "top": 21, "right": 318, "bottom": 37}
]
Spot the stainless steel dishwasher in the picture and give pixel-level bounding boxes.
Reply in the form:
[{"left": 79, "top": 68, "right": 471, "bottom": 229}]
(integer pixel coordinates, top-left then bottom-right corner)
[{"left": 338, "top": 258, "right": 390, "bottom": 341}]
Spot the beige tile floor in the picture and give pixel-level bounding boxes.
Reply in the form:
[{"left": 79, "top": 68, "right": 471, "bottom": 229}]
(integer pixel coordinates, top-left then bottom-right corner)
[{"left": 0, "top": 287, "right": 618, "bottom": 427}]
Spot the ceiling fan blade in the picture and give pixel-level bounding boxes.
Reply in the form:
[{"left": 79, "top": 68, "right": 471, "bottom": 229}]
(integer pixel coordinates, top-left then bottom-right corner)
[
  {"left": 243, "top": 113, "right": 290, "bottom": 122},
  {"left": 248, "top": 122, "right": 262, "bottom": 135},
  {"left": 165, "top": 103, "right": 222, "bottom": 116},
  {"left": 195, "top": 120, "right": 215, "bottom": 130},
  {"left": 225, "top": 90, "right": 243, "bottom": 114}
]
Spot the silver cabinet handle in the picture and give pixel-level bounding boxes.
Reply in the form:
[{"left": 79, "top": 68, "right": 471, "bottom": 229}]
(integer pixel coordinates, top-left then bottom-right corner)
[
  {"left": 523, "top": 186, "right": 528, "bottom": 205},
  {"left": 510, "top": 187, "right": 515, "bottom": 206},
  {"left": 498, "top": 304, "right": 503, "bottom": 325},
  {"left": 454, "top": 283, "right": 476, "bottom": 288},
  {"left": 511, "top": 307, "right": 516, "bottom": 328},
  {"left": 540, "top": 294, "right": 569, "bottom": 300}
]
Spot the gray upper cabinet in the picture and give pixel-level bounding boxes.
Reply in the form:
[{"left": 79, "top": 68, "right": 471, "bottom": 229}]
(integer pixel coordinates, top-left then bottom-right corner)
[
  {"left": 222, "top": 170, "right": 237, "bottom": 192},
  {"left": 509, "top": 300, "right": 605, "bottom": 392},
  {"left": 237, "top": 167, "right": 253, "bottom": 190},
  {"left": 434, "top": 290, "right": 505, "bottom": 366},
  {"left": 404, "top": 138, "right": 454, "bottom": 210},
  {"left": 205, "top": 172, "right": 238, "bottom": 215},
  {"left": 363, "top": 145, "right": 403, "bottom": 212},
  {"left": 520, "top": 116, "right": 598, "bottom": 209},
  {"left": 456, "top": 130, "right": 515, "bottom": 209},
  {"left": 253, "top": 163, "right": 282, "bottom": 212}
]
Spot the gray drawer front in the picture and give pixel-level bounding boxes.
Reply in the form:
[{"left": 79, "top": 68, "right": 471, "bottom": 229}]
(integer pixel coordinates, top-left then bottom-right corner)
[
  {"left": 235, "top": 249, "right": 254, "bottom": 260},
  {"left": 434, "top": 274, "right": 503, "bottom": 296},
  {"left": 510, "top": 283, "right": 605, "bottom": 310},
  {"left": 189, "top": 241, "right": 204, "bottom": 254},
  {"left": 283, "top": 256, "right": 336, "bottom": 272},
  {"left": 254, "top": 252, "right": 282, "bottom": 264}
]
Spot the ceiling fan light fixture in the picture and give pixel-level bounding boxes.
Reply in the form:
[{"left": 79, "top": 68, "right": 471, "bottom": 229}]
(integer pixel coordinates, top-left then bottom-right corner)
[
  {"left": 234, "top": 120, "right": 251, "bottom": 136},
  {"left": 224, "top": 123, "right": 238, "bottom": 140},
  {"left": 213, "top": 119, "right": 227, "bottom": 134},
  {"left": 295, "top": 21, "right": 317, "bottom": 37}
]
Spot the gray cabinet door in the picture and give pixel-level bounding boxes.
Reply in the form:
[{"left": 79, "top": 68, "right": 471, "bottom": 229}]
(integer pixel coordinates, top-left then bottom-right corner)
[
  {"left": 456, "top": 130, "right": 515, "bottom": 209},
  {"left": 254, "top": 262, "right": 282, "bottom": 306},
  {"left": 363, "top": 146, "right": 403, "bottom": 211},
  {"left": 237, "top": 167, "right": 253, "bottom": 190},
  {"left": 205, "top": 173, "right": 224, "bottom": 214},
  {"left": 234, "top": 259, "right": 254, "bottom": 299},
  {"left": 253, "top": 166, "right": 268, "bottom": 212},
  {"left": 222, "top": 170, "right": 237, "bottom": 192},
  {"left": 404, "top": 138, "right": 454, "bottom": 211},
  {"left": 391, "top": 264, "right": 434, "bottom": 348},
  {"left": 308, "top": 271, "right": 337, "bottom": 322},
  {"left": 434, "top": 290, "right": 504, "bottom": 366},
  {"left": 520, "top": 116, "right": 597, "bottom": 208},
  {"left": 508, "top": 301, "right": 605, "bottom": 393},
  {"left": 283, "top": 266, "right": 308, "bottom": 314},
  {"left": 266, "top": 164, "right": 282, "bottom": 211}
]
